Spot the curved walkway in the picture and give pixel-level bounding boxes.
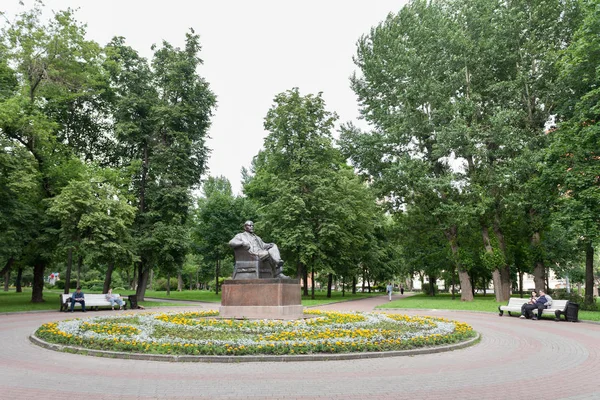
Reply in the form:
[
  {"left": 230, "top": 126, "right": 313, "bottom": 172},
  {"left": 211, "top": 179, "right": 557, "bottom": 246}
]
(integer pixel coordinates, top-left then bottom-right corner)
[{"left": 1, "top": 295, "right": 599, "bottom": 400}]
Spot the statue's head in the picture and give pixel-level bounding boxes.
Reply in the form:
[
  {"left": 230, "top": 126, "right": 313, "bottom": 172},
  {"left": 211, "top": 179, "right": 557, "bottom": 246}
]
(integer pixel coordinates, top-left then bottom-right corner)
[{"left": 244, "top": 221, "right": 254, "bottom": 233}]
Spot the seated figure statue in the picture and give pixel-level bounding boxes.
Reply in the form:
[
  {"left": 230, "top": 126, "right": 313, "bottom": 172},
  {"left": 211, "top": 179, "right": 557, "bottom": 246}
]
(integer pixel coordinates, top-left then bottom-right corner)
[{"left": 229, "top": 221, "right": 289, "bottom": 279}]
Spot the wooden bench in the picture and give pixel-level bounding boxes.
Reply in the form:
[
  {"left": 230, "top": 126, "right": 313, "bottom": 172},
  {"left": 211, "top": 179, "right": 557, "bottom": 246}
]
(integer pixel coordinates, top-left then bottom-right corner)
[
  {"left": 498, "top": 298, "right": 569, "bottom": 319},
  {"left": 60, "top": 293, "right": 128, "bottom": 312}
]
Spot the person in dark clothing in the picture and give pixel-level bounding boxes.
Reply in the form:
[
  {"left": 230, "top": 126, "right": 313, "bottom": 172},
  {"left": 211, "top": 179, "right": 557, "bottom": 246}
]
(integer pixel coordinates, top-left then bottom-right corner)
[
  {"left": 520, "top": 290, "right": 537, "bottom": 318},
  {"left": 69, "top": 287, "right": 86, "bottom": 312},
  {"left": 520, "top": 290, "right": 552, "bottom": 320}
]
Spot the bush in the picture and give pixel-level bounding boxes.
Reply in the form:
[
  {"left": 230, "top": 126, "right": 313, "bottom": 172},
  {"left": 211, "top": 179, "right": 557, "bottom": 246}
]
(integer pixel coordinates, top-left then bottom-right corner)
[
  {"left": 84, "top": 280, "right": 105, "bottom": 291},
  {"left": 152, "top": 278, "right": 169, "bottom": 291},
  {"left": 373, "top": 284, "right": 386, "bottom": 293},
  {"left": 421, "top": 283, "right": 438, "bottom": 295},
  {"left": 550, "top": 289, "right": 598, "bottom": 311}
]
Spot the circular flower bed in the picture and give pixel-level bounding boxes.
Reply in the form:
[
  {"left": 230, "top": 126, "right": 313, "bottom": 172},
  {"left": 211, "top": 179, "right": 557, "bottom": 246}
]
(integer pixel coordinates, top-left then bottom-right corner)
[{"left": 35, "top": 310, "right": 476, "bottom": 356}]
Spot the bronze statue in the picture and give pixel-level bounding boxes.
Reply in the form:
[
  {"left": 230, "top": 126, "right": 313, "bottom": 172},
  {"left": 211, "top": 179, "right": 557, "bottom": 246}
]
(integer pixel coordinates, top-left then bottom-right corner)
[{"left": 229, "top": 221, "right": 289, "bottom": 279}]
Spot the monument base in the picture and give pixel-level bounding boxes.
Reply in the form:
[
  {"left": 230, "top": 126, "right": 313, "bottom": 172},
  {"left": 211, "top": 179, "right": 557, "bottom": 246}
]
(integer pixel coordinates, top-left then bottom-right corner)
[{"left": 219, "top": 278, "right": 303, "bottom": 320}]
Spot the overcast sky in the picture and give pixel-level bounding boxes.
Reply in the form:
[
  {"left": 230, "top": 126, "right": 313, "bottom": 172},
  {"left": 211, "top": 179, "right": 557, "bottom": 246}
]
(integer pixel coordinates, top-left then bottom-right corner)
[{"left": 3, "top": 0, "right": 408, "bottom": 194}]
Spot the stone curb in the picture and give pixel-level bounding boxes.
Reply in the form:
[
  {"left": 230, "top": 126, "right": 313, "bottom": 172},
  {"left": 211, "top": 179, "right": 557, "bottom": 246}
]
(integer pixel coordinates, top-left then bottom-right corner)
[{"left": 29, "top": 332, "right": 480, "bottom": 363}]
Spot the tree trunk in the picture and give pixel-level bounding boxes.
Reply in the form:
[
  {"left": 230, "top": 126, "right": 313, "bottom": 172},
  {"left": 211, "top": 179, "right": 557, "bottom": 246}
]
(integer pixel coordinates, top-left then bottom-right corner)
[
  {"left": 15, "top": 267, "right": 23, "bottom": 292},
  {"left": 167, "top": 274, "right": 171, "bottom": 296},
  {"left": 519, "top": 271, "right": 524, "bottom": 297},
  {"left": 342, "top": 276, "right": 345, "bottom": 297},
  {"left": 76, "top": 255, "right": 83, "bottom": 288},
  {"left": 362, "top": 265, "right": 367, "bottom": 292},
  {"left": 310, "top": 265, "right": 315, "bottom": 300},
  {"left": 177, "top": 270, "right": 183, "bottom": 291},
  {"left": 103, "top": 262, "right": 115, "bottom": 294},
  {"left": 302, "top": 265, "right": 309, "bottom": 296},
  {"left": 2, "top": 257, "right": 14, "bottom": 291},
  {"left": 482, "top": 225, "right": 502, "bottom": 302},
  {"left": 531, "top": 230, "right": 545, "bottom": 292},
  {"left": 3, "top": 269, "right": 10, "bottom": 292},
  {"left": 136, "top": 259, "right": 150, "bottom": 301},
  {"left": 585, "top": 241, "right": 594, "bottom": 305},
  {"left": 492, "top": 221, "right": 511, "bottom": 301},
  {"left": 428, "top": 275, "right": 436, "bottom": 296},
  {"left": 352, "top": 276, "right": 356, "bottom": 295},
  {"left": 215, "top": 258, "right": 220, "bottom": 295},
  {"left": 444, "top": 226, "right": 473, "bottom": 301},
  {"left": 31, "top": 260, "right": 45, "bottom": 303},
  {"left": 64, "top": 248, "right": 73, "bottom": 294},
  {"left": 326, "top": 273, "right": 333, "bottom": 298}
]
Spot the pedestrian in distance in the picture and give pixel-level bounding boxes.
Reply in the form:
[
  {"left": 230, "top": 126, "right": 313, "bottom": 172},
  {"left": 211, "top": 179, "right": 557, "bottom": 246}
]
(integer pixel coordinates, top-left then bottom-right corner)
[{"left": 386, "top": 282, "right": 393, "bottom": 301}]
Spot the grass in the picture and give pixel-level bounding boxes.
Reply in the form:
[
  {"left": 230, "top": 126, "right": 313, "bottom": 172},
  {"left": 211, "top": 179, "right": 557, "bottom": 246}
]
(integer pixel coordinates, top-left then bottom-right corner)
[
  {"left": 0, "top": 289, "right": 204, "bottom": 313},
  {"left": 128, "top": 288, "right": 382, "bottom": 306},
  {"left": 140, "top": 290, "right": 222, "bottom": 303},
  {"left": 301, "top": 290, "right": 382, "bottom": 306},
  {"left": 377, "top": 293, "right": 600, "bottom": 322},
  {"left": 2, "top": 289, "right": 598, "bottom": 322}
]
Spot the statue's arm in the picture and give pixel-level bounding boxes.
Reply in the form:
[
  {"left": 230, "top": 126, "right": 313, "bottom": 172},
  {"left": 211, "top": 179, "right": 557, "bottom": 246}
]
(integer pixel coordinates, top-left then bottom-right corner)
[
  {"left": 255, "top": 236, "right": 272, "bottom": 250},
  {"left": 229, "top": 234, "right": 249, "bottom": 249}
]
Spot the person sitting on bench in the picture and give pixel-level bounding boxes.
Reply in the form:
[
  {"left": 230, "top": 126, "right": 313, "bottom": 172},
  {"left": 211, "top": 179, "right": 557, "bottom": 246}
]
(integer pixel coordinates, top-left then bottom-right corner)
[
  {"left": 69, "top": 287, "right": 86, "bottom": 312},
  {"left": 105, "top": 288, "right": 125, "bottom": 310},
  {"left": 520, "top": 290, "right": 552, "bottom": 320}
]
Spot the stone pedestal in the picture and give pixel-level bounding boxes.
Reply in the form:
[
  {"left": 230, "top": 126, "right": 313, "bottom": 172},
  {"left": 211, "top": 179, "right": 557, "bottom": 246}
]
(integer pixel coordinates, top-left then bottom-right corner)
[{"left": 219, "top": 279, "right": 303, "bottom": 320}]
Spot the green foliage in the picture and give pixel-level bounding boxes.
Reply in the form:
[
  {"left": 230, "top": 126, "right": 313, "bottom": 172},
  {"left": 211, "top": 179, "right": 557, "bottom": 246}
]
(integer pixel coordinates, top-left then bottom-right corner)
[{"left": 245, "top": 88, "right": 387, "bottom": 290}]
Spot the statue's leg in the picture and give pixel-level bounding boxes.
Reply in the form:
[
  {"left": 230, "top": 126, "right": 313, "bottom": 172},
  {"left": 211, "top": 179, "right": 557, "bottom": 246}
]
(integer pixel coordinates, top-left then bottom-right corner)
[
  {"left": 267, "top": 245, "right": 283, "bottom": 265},
  {"left": 268, "top": 245, "right": 288, "bottom": 278}
]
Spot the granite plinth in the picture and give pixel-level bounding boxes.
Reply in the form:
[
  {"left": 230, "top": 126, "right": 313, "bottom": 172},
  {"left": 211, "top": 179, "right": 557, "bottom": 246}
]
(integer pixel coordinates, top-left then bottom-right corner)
[{"left": 219, "top": 279, "right": 303, "bottom": 319}]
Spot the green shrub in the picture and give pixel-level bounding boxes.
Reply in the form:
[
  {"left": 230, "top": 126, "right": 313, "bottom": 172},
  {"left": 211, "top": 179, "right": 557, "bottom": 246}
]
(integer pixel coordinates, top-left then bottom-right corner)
[
  {"left": 373, "top": 284, "right": 386, "bottom": 293},
  {"left": 152, "top": 278, "right": 169, "bottom": 291},
  {"left": 84, "top": 280, "right": 104, "bottom": 290},
  {"left": 550, "top": 289, "right": 598, "bottom": 311},
  {"left": 421, "top": 283, "right": 438, "bottom": 295}
]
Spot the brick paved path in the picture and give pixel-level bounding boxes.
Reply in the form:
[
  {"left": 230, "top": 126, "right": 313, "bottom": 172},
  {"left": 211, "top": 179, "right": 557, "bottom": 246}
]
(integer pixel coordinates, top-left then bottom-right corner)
[{"left": 1, "top": 295, "right": 599, "bottom": 400}]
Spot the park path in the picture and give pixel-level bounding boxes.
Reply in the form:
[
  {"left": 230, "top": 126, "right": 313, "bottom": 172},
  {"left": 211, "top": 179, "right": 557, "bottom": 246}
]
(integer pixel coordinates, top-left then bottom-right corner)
[{"left": 1, "top": 294, "right": 599, "bottom": 400}]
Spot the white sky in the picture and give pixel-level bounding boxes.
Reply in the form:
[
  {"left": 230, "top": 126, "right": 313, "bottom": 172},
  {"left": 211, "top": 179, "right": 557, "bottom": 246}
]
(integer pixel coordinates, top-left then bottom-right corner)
[{"left": 3, "top": 0, "right": 407, "bottom": 194}]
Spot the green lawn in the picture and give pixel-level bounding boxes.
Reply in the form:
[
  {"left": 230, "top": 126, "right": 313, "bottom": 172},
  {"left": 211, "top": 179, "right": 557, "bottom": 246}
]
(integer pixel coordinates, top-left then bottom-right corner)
[
  {"left": 0, "top": 288, "right": 382, "bottom": 312},
  {"left": 140, "top": 290, "right": 222, "bottom": 303},
  {"left": 144, "top": 288, "right": 382, "bottom": 306},
  {"left": 301, "top": 290, "right": 382, "bottom": 306},
  {"left": 2, "top": 289, "right": 598, "bottom": 322},
  {"left": 0, "top": 289, "right": 207, "bottom": 313},
  {"left": 377, "top": 293, "right": 600, "bottom": 322}
]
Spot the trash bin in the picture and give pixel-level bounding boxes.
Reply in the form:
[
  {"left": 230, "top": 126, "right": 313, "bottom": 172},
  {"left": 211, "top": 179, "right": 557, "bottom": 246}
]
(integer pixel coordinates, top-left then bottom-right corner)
[
  {"left": 128, "top": 295, "right": 138, "bottom": 310},
  {"left": 565, "top": 302, "right": 579, "bottom": 322}
]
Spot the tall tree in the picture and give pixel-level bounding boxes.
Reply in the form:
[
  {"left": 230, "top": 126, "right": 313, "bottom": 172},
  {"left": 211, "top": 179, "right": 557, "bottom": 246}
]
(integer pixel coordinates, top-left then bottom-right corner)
[
  {"left": 245, "top": 88, "right": 383, "bottom": 298},
  {"left": 341, "top": 0, "right": 580, "bottom": 301},
  {"left": 1, "top": 6, "right": 106, "bottom": 302},
  {"left": 547, "top": 1, "right": 600, "bottom": 305},
  {"left": 105, "top": 32, "right": 216, "bottom": 300},
  {"left": 193, "top": 176, "right": 253, "bottom": 294}
]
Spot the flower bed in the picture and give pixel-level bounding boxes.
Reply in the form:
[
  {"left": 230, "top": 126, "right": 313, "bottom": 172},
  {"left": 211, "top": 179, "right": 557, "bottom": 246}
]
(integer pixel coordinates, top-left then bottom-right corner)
[{"left": 35, "top": 310, "right": 476, "bottom": 356}]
